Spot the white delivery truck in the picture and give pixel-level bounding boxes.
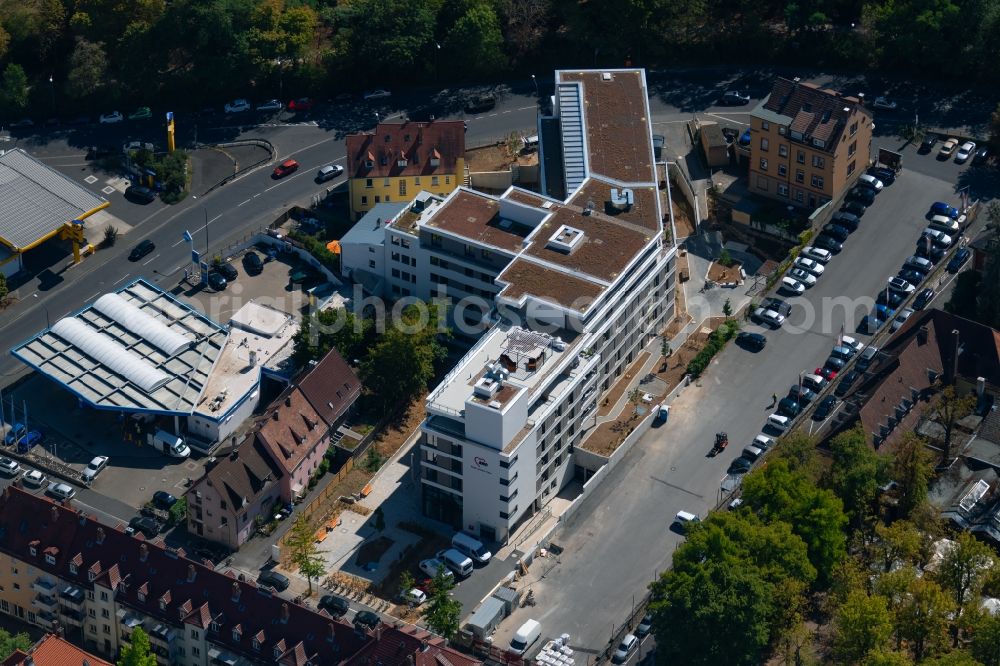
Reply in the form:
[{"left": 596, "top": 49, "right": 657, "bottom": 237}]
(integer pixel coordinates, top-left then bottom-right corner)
[{"left": 148, "top": 430, "right": 191, "bottom": 458}]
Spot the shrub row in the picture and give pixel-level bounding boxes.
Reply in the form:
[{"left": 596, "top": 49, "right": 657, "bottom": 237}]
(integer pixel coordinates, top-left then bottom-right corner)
[{"left": 686, "top": 320, "right": 740, "bottom": 378}]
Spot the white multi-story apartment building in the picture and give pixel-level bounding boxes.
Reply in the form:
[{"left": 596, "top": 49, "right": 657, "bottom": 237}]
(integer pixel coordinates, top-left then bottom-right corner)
[{"left": 342, "top": 68, "right": 678, "bottom": 543}]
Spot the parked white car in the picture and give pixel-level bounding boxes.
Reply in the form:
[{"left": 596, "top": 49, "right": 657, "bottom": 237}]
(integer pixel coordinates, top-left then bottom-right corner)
[
  {"left": 955, "top": 141, "right": 976, "bottom": 163},
  {"left": 0, "top": 457, "right": 21, "bottom": 476},
  {"left": 891, "top": 308, "right": 915, "bottom": 332},
  {"left": 857, "top": 174, "right": 884, "bottom": 191},
  {"left": 22, "top": 469, "right": 46, "bottom": 486},
  {"left": 788, "top": 267, "right": 817, "bottom": 287},
  {"left": 99, "top": 111, "right": 124, "bottom": 124},
  {"left": 780, "top": 276, "right": 805, "bottom": 295},
  {"left": 840, "top": 335, "right": 864, "bottom": 353},
  {"left": 418, "top": 558, "right": 454, "bottom": 580},
  {"left": 794, "top": 256, "right": 825, "bottom": 276},
  {"left": 753, "top": 308, "right": 785, "bottom": 328},
  {"left": 800, "top": 246, "right": 833, "bottom": 264},
  {"left": 224, "top": 99, "right": 251, "bottom": 114}
]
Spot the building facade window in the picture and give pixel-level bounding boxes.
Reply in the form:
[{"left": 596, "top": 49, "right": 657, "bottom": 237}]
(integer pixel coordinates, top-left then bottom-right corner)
[
  {"left": 795, "top": 170, "right": 805, "bottom": 184},
  {"left": 850, "top": 121, "right": 858, "bottom": 136},
  {"left": 431, "top": 176, "right": 440, "bottom": 186},
  {"left": 756, "top": 176, "right": 768, "bottom": 191},
  {"left": 811, "top": 175, "right": 824, "bottom": 189},
  {"left": 796, "top": 150, "right": 805, "bottom": 164},
  {"left": 848, "top": 141, "right": 856, "bottom": 157},
  {"left": 795, "top": 190, "right": 804, "bottom": 203},
  {"left": 778, "top": 144, "right": 788, "bottom": 157},
  {"left": 778, "top": 164, "right": 787, "bottom": 177},
  {"left": 365, "top": 178, "right": 373, "bottom": 188},
  {"left": 812, "top": 155, "right": 825, "bottom": 168},
  {"left": 847, "top": 161, "right": 856, "bottom": 176},
  {"left": 777, "top": 184, "right": 789, "bottom": 197},
  {"left": 779, "top": 126, "right": 786, "bottom": 135},
  {"left": 361, "top": 196, "right": 368, "bottom": 206},
  {"left": 759, "top": 158, "right": 768, "bottom": 171},
  {"left": 760, "top": 138, "right": 769, "bottom": 151}
]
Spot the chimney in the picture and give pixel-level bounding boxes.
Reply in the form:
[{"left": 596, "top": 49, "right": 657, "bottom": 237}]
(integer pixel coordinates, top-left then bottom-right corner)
[
  {"left": 858, "top": 92, "right": 865, "bottom": 103},
  {"left": 187, "top": 564, "right": 196, "bottom": 583},
  {"left": 376, "top": 217, "right": 382, "bottom": 228},
  {"left": 281, "top": 603, "right": 290, "bottom": 623},
  {"left": 917, "top": 326, "right": 929, "bottom": 345},
  {"left": 96, "top": 528, "right": 105, "bottom": 545},
  {"left": 230, "top": 449, "right": 239, "bottom": 461},
  {"left": 51, "top": 506, "right": 59, "bottom": 523},
  {"left": 285, "top": 395, "right": 292, "bottom": 407},
  {"left": 272, "top": 411, "right": 280, "bottom": 422},
  {"left": 945, "top": 329, "right": 960, "bottom": 385},
  {"left": 375, "top": 625, "right": 382, "bottom": 641},
  {"left": 328, "top": 623, "right": 337, "bottom": 642},
  {"left": 793, "top": 77, "right": 801, "bottom": 83},
  {"left": 232, "top": 582, "right": 241, "bottom": 602},
  {"left": 139, "top": 544, "right": 149, "bottom": 562}
]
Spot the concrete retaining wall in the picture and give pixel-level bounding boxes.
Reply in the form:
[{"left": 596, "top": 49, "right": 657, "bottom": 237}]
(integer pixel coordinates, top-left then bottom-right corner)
[
  {"left": 470, "top": 170, "right": 513, "bottom": 190},
  {"left": 668, "top": 162, "right": 701, "bottom": 226}
]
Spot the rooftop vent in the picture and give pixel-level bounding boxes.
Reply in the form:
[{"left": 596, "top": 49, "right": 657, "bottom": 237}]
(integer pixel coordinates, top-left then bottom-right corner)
[
  {"left": 610, "top": 188, "right": 634, "bottom": 210},
  {"left": 488, "top": 400, "right": 502, "bottom": 409},
  {"left": 547, "top": 224, "right": 585, "bottom": 253},
  {"left": 602, "top": 72, "right": 613, "bottom": 81},
  {"left": 474, "top": 375, "right": 502, "bottom": 399}
]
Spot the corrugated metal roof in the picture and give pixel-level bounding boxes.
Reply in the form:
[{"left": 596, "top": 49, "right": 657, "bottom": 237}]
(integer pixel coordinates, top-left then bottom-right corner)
[{"left": 0, "top": 149, "right": 106, "bottom": 250}]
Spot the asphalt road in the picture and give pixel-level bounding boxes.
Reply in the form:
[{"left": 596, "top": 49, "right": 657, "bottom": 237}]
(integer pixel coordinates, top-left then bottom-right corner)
[{"left": 494, "top": 152, "right": 990, "bottom": 650}]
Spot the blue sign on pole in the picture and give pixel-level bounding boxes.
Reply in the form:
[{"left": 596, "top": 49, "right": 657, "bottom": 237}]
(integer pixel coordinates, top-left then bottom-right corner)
[
  {"left": 182, "top": 229, "right": 193, "bottom": 243},
  {"left": 166, "top": 111, "right": 174, "bottom": 122},
  {"left": 191, "top": 250, "right": 200, "bottom": 264}
]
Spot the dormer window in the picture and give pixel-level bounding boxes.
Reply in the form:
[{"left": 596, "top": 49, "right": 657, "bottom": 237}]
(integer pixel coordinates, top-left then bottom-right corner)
[
  {"left": 210, "top": 621, "right": 220, "bottom": 633},
  {"left": 137, "top": 591, "right": 146, "bottom": 602},
  {"left": 274, "top": 646, "right": 282, "bottom": 659},
  {"left": 88, "top": 571, "right": 96, "bottom": 582},
  {"left": 69, "top": 563, "right": 77, "bottom": 575},
  {"left": 812, "top": 138, "right": 825, "bottom": 148},
  {"left": 364, "top": 160, "right": 373, "bottom": 169},
  {"left": 397, "top": 158, "right": 407, "bottom": 167},
  {"left": 159, "top": 599, "right": 167, "bottom": 611},
  {"left": 232, "top": 629, "right": 241, "bottom": 642},
  {"left": 252, "top": 638, "right": 260, "bottom": 651},
  {"left": 45, "top": 554, "right": 56, "bottom": 565},
  {"left": 29, "top": 545, "right": 37, "bottom": 557}
]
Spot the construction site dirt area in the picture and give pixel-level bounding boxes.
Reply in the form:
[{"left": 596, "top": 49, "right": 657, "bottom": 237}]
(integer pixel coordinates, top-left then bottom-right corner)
[
  {"left": 465, "top": 144, "right": 538, "bottom": 172},
  {"left": 706, "top": 260, "right": 742, "bottom": 283}
]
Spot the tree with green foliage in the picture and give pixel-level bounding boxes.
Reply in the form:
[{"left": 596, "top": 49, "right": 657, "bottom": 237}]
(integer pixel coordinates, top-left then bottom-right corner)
[
  {"left": 0, "top": 628, "right": 32, "bottom": 661},
  {"left": 292, "top": 308, "right": 373, "bottom": 367},
  {"left": 441, "top": 0, "right": 507, "bottom": 77},
  {"left": 286, "top": 515, "right": 325, "bottom": 595},
  {"left": 827, "top": 425, "right": 888, "bottom": 527},
  {"left": 773, "top": 431, "right": 819, "bottom": 476},
  {"left": 921, "top": 649, "right": 987, "bottom": 666},
  {"left": 976, "top": 227, "right": 1000, "bottom": 330},
  {"left": 722, "top": 298, "right": 733, "bottom": 319},
  {"left": 0, "top": 63, "right": 29, "bottom": 115},
  {"left": 66, "top": 37, "right": 108, "bottom": 100},
  {"left": 873, "top": 521, "right": 921, "bottom": 573},
  {"left": 741, "top": 460, "right": 847, "bottom": 584},
  {"left": 649, "top": 511, "right": 814, "bottom": 666},
  {"left": 360, "top": 303, "right": 448, "bottom": 410},
  {"left": 423, "top": 565, "right": 461, "bottom": 638},
  {"left": 118, "top": 626, "right": 157, "bottom": 666},
  {"left": 833, "top": 589, "right": 893, "bottom": 665},
  {"left": 0, "top": 273, "right": 8, "bottom": 302},
  {"left": 893, "top": 432, "right": 934, "bottom": 516},
  {"left": 169, "top": 496, "right": 188, "bottom": 525},
  {"left": 946, "top": 270, "right": 983, "bottom": 320},
  {"left": 898, "top": 577, "right": 954, "bottom": 662},
  {"left": 398, "top": 570, "right": 415, "bottom": 598},
  {"left": 863, "top": 650, "right": 913, "bottom": 666},
  {"left": 936, "top": 532, "right": 996, "bottom": 642},
  {"left": 970, "top": 608, "right": 1000, "bottom": 666},
  {"left": 936, "top": 386, "right": 978, "bottom": 466},
  {"left": 343, "top": 0, "right": 436, "bottom": 78}
]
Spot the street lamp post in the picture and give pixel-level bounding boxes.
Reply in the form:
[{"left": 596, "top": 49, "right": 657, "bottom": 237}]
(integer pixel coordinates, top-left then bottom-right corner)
[
  {"left": 531, "top": 74, "right": 538, "bottom": 96},
  {"left": 435, "top": 43, "right": 441, "bottom": 82},
  {"left": 48, "top": 75, "right": 54, "bottom": 116}
]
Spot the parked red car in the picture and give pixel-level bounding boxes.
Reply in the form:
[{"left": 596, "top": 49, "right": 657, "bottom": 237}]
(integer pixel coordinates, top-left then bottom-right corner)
[
  {"left": 287, "top": 98, "right": 315, "bottom": 112},
  {"left": 273, "top": 159, "right": 299, "bottom": 177}
]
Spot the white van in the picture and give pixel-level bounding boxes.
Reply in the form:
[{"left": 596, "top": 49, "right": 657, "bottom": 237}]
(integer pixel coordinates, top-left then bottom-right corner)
[
  {"left": 674, "top": 510, "right": 699, "bottom": 525},
  {"left": 766, "top": 414, "right": 790, "bottom": 432},
  {"left": 509, "top": 619, "right": 541, "bottom": 655},
  {"left": 438, "top": 548, "right": 473, "bottom": 578},
  {"left": 929, "top": 215, "right": 960, "bottom": 234},
  {"left": 149, "top": 430, "right": 191, "bottom": 458},
  {"left": 451, "top": 532, "right": 492, "bottom": 565}
]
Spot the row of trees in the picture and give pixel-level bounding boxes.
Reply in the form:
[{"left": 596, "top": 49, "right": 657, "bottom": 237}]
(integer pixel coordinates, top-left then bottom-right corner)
[
  {"left": 3, "top": 0, "right": 1000, "bottom": 118},
  {"left": 649, "top": 425, "right": 1000, "bottom": 665},
  {"left": 946, "top": 202, "right": 1000, "bottom": 329}
]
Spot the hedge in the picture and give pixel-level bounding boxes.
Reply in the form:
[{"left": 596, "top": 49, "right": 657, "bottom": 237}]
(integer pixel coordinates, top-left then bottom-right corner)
[{"left": 686, "top": 320, "right": 740, "bottom": 378}]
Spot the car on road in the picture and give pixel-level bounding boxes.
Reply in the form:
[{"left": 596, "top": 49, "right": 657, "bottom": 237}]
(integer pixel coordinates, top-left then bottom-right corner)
[
  {"left": 129, "top": 240, "right": 155, "bottom": 261},
  {"left": 919, "top": 135, "right": 938, "bottom": 153},
  {"left": 938, "top": 138, "right": 959, "bottom": 158},
  {"left": 216, "top": 261, "right": 238, "bottom": 281},
  {"left": 464, "top": 95, "right": 497, "bottom": 114},
  {"left": 612, "top": 634, "right": 639, "bottom": 664},
  {"left": 955, "top": 141, "right": 976, "bottom": 163},
  {"left": 273, "top": 158, "right": 299, "bottom": 178},
  {"left": 780, "top": 276, "right": 805, "bottom": 295},
  {"left": 868, "top": 166, "right": 896, "bottom": 185},
  {"left": 822, "top": 223, "right": 851, "bottom": 242},
  {"left": 857, "top": 174, "right": 884, "bottom": 192},
  {"left": 0, "top": 457, "right": 21, "bottom": 476},
  {"left": 800, "top": 246, "right": 832, "bottom": 264},
  {"left": 128, "top": 106, "right": 152, "bottom": 120},
  {"left": 831, "top": 211, "right": 859, "bottom": 232},
  {"left": 841, "top": 200, "right": 867, "bottom": 217},
  {"left": 719, "top": 90, "right": 750, "bottom": 106},
  {"left": 354, "top": 610, "right": 381, "bottom": 629},
  {"left": 736, "top": 331, "right": 766, "bottom": 351},
  {"left": 152, "top": 490, "right": 177, "bottom": 510},
  {"left": 82, "top": 456, "right": 109, "bottom": 484},
  {"left": 913, "top": 288, "right": 935, "bottom": 310},
  {"left": 8, "top": 118, "right": 34, "bottom": 128},
  {"left": 242, "top": 251, "right": 264, "bottom": 275},
  {"left": 904, "top": 255, "right": 935, "bottom": 275},
  {"left": 363, "top": 89, "right": 391, "bottom": 100},
  {"left": 258, "top": 570, "right": 290, "bottom": 591},
  {"left": 777, "top": 397, "right": 801, "bottom": 417},
  {"left": 124, "top": 185, "right": 157, "bottom": 204},
  {"left": 99, "top": 111, "right": 124, "bottom": 124},
  {"left": 887, "top": 276, "right": 915, "bottom": 294},
  {"left": 22, "top": 469, "right": 46, "bottom": 487},
  {"left": 419, "top": 558, "right": 454, "bottom": 580},
  {"left": 947, "top": 247, "right": 971, "bottom": 273},
  {"left": 874, "top": 304, "right": 896, "bottom": 320},
  {"left": 788, "top": 385, "right": 817, "bottom": 403},
  {"left": 4, "top": 423, "right": 25, "bottom": 446},
  {"left": 224, "top": 99, "right": 251, "bottom": 114},
  {"left": 318, "top": 594, "right": 350, "bottom": 615},
  {"left": 127, "top": 516, "right": 162, "bottom": 538},
  {"left": 636, "top": 613, "right": 653, "bottom": 638},
  {"left": 316, "top": 164, "right": 344, "bottom": 182},
  {"left": 891, "top": 307, "right": 915, "bottom": 332},
  {"left": 47, "top": 482, "right": 76, "bottom": 500},
  {"left": 896, "top": 269, "right": 925, "bottom": 288},
  {"left": 921, "top": 228, "right": 953, "bottom": 248},
  {"left": 814, "top": 234, "right": 843, "bottom": 254},
  {"left": 207, "top": 272, "right": 228, "bottom": 291},
  {"left": 753, "top": 434, "right": 776, "bottom": 451},
  {"left": 728, "top": 457, "right": 753, "bottom": 474},
  {"left": 813, "top": 396, "right": 838, "bottom": 420},
  {"left": 835, "top": 370, "right": 860, "bottom": 397},
  {"left": 930, "top": 202, "right": 960, "bottom": 220},
  {"left": 973, "top": 147, "right": 990, "bottom": 165},
  {"left": 287, "top": 98, "right": 316, "bottom": 112},
  {"left": 847, "top": 187, "right": 876, "bottom": 206},
  {"left": 872, "top": 96, "right": 897, "bottom": 110},
  {"left": 794, "top": 256, "right": 825, "bottom": 276},
  {"left": 788, "top": 267, "right": 817, "bottom": 287},
  {"left": 256, "top": 99, "right": 283, "bottom": 112},
  {"left": 753, "top": 308, "right": 784, "bottom": 328}
]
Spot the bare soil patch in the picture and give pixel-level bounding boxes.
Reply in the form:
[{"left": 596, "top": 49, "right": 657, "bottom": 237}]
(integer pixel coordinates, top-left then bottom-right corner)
[
  {"left": 465, "top": 145, "right": 538, "bottom": 172},
  {"left": 597, "top": 351, "right": 651, "bottom": 417},
  {"left": 706, "top": 260, "right": 742, "bottom": 283},
  {"left": 672, "top": 197, "right": 697, "bottom": 239}
]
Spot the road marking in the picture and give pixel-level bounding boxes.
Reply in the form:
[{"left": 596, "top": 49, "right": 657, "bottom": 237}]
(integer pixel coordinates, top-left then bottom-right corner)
[
  {"left": 237, "top": 198, "right": 252, "bottom": 206},
  {"left": 651, "top": 119, "right": 692, "bottom": 125},
  {"left": 113, "top": 273, "right": 131, "bottom": 285},
  {"left": 706, "top": 112, "right": 751, "bottom": 125},
  {"left": 142, "top": 254, "right": 160, "bottom": 266}
]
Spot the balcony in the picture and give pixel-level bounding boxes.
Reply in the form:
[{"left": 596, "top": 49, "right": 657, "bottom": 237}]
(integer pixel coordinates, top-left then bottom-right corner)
[
  {"left": 32, "top": 594, "right": 58, "bottom": 611},
  {"left": 148, "top": 623, "right": 177, "bottom": 647},
  {"left": 58, "top": 607, "right": 85, "bottom": 626},
  {"left": 59, "top": 585, "right": 84, "bottom": 608},
  {"left": 31, "top": 578, "right": 57, "bottom": 594},
  {"left": 35, "top": 610, "right": 58, "bottom": 629}
]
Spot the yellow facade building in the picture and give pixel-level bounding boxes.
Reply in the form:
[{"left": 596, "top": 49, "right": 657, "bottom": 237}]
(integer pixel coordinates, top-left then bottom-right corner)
[{"left": 346, "top": 120, "right": 465, "bottom": 220}]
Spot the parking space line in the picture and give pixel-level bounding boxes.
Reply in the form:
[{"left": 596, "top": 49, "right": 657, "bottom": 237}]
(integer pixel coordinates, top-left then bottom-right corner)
[
  {"left": 142, "top": 253, "right": 160, "bottom": 266},
  {"left": 113, "top": 273, "right": 131, "bottom": 285}
]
